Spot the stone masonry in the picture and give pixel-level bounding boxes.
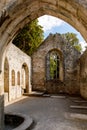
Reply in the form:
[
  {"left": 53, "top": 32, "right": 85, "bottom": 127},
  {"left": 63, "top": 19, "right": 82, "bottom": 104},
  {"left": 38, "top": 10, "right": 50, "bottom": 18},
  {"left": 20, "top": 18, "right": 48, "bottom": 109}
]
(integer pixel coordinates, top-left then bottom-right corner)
[
  {"left": 80, "top": 50, "right": 87, "bottom": 99},
  {"left": 0, "top": 0, "right": 87, "bottom": 129},
  {"left": 4, "top": 43, "right": 31, "bottom": 103},
  {"left": 32, "top": 33, "right": 81, "bottom": 94}
]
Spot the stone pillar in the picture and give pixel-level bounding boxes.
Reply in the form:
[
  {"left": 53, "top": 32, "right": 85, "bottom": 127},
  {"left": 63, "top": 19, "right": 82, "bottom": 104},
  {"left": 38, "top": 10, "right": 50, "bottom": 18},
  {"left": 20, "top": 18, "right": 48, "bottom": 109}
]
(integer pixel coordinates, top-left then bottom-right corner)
[
  {"left": 0, "top": 71, "right": 4, "bottom": 130},
  {"left": 0, "top": 95, "right": 4, "bottom": 130}
]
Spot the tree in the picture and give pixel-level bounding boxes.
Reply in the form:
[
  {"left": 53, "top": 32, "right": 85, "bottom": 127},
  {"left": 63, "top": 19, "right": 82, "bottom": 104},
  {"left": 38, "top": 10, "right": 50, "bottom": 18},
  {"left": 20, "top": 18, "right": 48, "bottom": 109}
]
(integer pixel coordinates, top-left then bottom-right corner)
[
  {"left": 62, "top": 32, "right": 82, "bottom": 52},
  {"left": 13, "top": 19, "right": 44, "bottom": 55}
]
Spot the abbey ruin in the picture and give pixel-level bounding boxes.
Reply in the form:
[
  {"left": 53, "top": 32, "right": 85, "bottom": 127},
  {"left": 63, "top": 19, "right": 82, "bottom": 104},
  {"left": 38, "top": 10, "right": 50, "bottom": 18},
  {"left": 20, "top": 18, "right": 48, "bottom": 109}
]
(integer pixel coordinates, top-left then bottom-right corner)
[
  {"left": 1, "top": 0, "right": 87, "bottom": 129},
  {"left": 32, "top": 33, "right": 80, "bottom": 94}
]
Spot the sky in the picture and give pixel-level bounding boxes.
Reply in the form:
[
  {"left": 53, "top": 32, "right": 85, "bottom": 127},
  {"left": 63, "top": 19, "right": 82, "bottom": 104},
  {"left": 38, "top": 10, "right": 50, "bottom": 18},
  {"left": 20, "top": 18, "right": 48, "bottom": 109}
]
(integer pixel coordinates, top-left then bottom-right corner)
[{"left": 38, "top": 15, "right": 87, "bottom": 52}]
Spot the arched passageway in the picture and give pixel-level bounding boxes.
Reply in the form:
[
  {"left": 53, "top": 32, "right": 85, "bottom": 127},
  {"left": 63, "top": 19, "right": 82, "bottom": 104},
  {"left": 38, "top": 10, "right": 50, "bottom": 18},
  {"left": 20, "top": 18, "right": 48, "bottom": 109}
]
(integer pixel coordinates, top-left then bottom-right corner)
[
  {"left": 1, "top": 0, "right": 87, "bottom": 129},
  {"left": 22, "top": 63, "right": 29, "bottom": 94},
  {"left": 0, "top": 0, "right": 87, "bottom": 69}
]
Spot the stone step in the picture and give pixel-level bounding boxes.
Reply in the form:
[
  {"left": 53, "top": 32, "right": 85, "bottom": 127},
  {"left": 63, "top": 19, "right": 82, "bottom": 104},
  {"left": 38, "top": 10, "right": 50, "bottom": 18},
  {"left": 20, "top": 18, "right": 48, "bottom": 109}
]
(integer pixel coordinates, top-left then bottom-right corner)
[
  {"left": 23, "top": 91, "right": 44, "bottom": 97},
  {"left": 73, "top": 100, "right": 87, "bottom": 103},
  {"left": 70, "top": 105, "right": 87, "bottom": 109},
  {"left": 50, "top": 95, "right": 66, "bottom": 99},
  {"left": 43, "top": 94, "right": 50, "bottom": 97},
  {"left": 65, "top": 112, "right": 87, "bottom": 120}
]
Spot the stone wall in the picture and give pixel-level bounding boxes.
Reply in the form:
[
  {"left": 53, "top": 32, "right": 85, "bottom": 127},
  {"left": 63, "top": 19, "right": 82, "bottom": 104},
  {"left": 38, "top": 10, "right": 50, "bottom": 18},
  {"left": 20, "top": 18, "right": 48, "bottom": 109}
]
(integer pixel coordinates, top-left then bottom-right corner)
[
  {"left": 32, "top": 33, "right": 81, "bottom": 94},
  {"left": 4, "top": 43, "right": 31, "bottom": 102},
  {"left": 80, "top": 50, "right": 87, "bottom": 99}
]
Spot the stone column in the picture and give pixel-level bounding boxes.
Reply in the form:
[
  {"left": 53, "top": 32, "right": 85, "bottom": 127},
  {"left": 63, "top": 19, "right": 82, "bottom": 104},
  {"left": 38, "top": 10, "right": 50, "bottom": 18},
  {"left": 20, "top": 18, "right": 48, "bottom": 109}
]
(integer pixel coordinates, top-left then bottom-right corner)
[
  {"left": 0, "top": 95, "right": 4, "bottom": 130},
  {"left": 0, "top": 71, "right": 4, "bottom": 130}
]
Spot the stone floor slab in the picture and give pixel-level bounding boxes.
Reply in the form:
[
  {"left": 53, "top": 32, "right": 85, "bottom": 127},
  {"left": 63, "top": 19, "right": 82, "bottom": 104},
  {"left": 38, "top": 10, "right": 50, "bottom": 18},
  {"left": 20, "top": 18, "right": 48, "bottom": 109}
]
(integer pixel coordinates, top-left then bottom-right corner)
[{"left": 5, "top": 96, "right": 87, "bottom": 130}]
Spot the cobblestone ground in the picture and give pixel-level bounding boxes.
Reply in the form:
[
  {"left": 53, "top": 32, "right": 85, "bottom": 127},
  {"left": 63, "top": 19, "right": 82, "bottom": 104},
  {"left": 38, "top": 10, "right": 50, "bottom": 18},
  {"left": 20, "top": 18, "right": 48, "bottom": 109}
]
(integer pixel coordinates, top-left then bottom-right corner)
[{"left": 5, "top": 95, "right": 87, "bottom": 130}]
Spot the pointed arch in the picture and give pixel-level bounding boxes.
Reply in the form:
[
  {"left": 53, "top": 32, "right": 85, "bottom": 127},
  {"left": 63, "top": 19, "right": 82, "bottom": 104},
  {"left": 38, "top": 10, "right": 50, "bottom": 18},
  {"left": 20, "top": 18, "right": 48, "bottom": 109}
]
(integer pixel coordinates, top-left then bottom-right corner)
[
  {"left": 22, "top": 63, "right": 29, "bottom": 93},
  {"left": 46, "top": 49, "right": 63, "bottom": 81},
  {"left": 0, "top": 0, "right": 87, "bottom": 71}
]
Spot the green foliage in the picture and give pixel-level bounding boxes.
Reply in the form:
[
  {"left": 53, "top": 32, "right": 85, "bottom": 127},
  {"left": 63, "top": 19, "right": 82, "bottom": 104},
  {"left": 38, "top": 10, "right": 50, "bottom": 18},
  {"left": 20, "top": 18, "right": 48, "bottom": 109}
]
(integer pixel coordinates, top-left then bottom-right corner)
[
  {"left": 50, "top": 56, "right": 57, "bottom": 79},
  {"left": 74, "top": 44, "right": 82, "bottom": 52},
  {"left": 13, "top": 19, "right": 44, "bottom": 55},
  {"left": 62, "top": 32, "right": 82, "bottom": 52},
  {"left": 50, "top": 54, "right": 59, "bottom": 79}
]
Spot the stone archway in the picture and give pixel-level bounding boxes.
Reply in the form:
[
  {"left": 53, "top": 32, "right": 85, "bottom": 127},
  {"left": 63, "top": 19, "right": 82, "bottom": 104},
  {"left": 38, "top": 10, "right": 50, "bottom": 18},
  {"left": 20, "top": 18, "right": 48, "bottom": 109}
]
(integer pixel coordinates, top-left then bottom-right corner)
[
  {"left": 0, "top": 0, "right": 87, "bottom": 70},
  {"left": 0, "top": 0, "right": 87, "bottom": 129},
  {"left": 22, "top": 63, "right": 29, "bottom": 94}
]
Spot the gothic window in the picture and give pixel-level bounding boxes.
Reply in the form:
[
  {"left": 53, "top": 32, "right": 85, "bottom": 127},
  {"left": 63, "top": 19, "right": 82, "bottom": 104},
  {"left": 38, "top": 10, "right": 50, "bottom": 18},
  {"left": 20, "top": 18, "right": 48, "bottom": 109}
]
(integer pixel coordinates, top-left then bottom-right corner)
[
  {"left": 17, "top": 71, "right": 20, "bottom": 85},
  {"left": 46, "top": 50, "right": 62, "bottom": 80},
  {"left": 11, "top": 70, "right": 15, "bottom": 86}
]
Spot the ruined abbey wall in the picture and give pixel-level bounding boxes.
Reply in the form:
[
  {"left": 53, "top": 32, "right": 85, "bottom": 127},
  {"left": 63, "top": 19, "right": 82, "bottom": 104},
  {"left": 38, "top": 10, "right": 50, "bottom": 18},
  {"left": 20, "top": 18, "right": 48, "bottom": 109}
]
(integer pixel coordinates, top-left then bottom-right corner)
[
  {"left": 4, "top": 43, "right": 31, "bottom": 103},
  {"left": 32, "top": 33, "right": 81, "bottom": 94},
  {"left": 0, "top": 0, "right": 87, "bottom": 129}
]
